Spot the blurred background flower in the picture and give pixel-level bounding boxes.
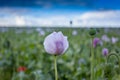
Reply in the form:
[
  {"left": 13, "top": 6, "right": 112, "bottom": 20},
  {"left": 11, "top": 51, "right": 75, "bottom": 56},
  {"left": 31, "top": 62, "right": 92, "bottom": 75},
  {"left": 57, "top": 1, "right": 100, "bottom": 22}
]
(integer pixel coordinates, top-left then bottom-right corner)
[
  {"left": 72, "top": 30, "right": 78, "bottom": 36},
  {"left": 17, "top": 66, "right": 27, "bottom": 72},
  {"left": 93, "top": 37, "right": 100, "bottom": 48},
  {"left": 111, "top": 37, "right": 119, "bottom": 44},
  {"left": 101, "top": 35, "right": 110, "bottom": 42},
  {"left": 102, "top": 48, "right": 109, "bottom": 56}
]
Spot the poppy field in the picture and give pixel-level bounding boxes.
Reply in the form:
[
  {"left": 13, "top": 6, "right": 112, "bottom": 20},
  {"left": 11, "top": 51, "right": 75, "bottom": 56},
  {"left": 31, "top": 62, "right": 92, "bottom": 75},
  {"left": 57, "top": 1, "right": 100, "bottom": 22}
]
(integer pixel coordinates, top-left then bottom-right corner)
[{"left": 0, "top": 27, "right": 120, "bottom": 80}]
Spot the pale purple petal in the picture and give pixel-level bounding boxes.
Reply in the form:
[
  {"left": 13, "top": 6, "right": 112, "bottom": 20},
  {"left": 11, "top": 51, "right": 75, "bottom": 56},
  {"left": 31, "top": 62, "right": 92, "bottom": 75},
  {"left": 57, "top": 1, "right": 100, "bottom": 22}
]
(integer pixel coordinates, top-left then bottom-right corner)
[
  {"left": 43, "top": 32, "right": 57, "bottom": 54},
  {"left": 63, "top": 36, "right": 69, "bottom": 54},
  {"left": 54, "top": 31, "right": 65, "bottom": 41}
]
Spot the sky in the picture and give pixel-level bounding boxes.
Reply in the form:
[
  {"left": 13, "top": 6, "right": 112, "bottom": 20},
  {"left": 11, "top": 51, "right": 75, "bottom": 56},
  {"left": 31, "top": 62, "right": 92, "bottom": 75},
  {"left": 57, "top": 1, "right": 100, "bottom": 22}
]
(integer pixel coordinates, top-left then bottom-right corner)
[{"left": 0, "top": 0, "right": 120, "bottom": 27}]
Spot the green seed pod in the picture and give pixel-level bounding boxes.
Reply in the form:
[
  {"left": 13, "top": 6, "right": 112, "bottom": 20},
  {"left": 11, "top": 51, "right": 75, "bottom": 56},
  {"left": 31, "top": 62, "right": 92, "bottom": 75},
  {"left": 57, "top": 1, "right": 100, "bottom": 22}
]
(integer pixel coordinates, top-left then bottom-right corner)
[{"left": 89, "top": 29, "right": 96, "bottom": 36}]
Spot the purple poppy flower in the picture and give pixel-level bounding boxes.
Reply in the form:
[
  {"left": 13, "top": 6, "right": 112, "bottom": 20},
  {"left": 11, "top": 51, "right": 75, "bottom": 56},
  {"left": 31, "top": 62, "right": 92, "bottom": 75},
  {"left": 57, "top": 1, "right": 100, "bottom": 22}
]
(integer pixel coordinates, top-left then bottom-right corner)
[
  {"left": 102, "top": 48, "right": 109, "bottom": 56},
  {"left": 93, "top": 38, "right": 100, "bottom": 48},
  {"left": 111, "top": 37, "right": 118, "bottom": 44},
  {"left": 43, "top": 31, "right": 69, "bottom": 55},
  {"left": 101, "top": 35, "right": 110, "bottom": 42}
]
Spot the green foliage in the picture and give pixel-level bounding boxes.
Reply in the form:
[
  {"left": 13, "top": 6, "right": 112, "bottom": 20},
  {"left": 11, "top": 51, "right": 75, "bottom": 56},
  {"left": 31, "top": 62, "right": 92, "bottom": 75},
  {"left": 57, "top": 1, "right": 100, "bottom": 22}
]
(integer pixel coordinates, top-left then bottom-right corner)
[{"left": 0, "top": 28, "right": 120, "bottom": 80}]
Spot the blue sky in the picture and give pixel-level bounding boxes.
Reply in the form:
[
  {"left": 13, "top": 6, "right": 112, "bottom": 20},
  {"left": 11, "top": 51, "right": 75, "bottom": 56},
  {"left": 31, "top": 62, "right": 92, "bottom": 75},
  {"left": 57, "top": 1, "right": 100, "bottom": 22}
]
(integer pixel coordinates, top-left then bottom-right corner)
[
  {"left": 0, "top": 0, "right": 120, "bottom": 10},
  {"left": 0, "top": 0, "right": 120, "bottom": 27}
]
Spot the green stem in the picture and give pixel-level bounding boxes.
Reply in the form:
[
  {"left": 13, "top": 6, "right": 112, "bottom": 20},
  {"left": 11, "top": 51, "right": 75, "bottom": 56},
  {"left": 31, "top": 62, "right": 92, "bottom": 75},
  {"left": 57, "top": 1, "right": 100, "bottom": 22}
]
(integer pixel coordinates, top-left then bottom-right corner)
[
  {"left": 103, "top": 56, "right": 107, "bottom": 79},
  {"left": 105, "top": 56, "right": 107, "bottom": 64},
  {"left": 20, "top": 72, "right": 23, "bottom": 80},
  {"left": 91, "top": 37, "right": 94, "bottom": 80},
  {"left": 35, "top": 74, "right": 38, "bottom": 80},
  {"left": 54, "top": 55, "right": 58, "bottom": 80},
  {"left": 20, "top": 77, "right": 23, "bottom": 80}
]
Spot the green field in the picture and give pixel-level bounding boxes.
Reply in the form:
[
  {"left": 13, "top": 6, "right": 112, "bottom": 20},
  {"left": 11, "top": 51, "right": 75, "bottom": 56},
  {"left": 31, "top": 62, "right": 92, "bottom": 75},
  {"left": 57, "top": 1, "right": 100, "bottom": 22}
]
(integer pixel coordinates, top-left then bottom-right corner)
[{"left": 0, "top": 27, "right": 120, "bottom": 80}]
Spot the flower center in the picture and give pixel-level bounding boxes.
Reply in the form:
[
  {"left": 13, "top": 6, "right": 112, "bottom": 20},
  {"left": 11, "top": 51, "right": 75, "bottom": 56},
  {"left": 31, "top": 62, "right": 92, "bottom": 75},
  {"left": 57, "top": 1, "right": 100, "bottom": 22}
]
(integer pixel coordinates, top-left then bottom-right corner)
[{"left": 55, "top": 41, "right": 64, "bottom": 55}]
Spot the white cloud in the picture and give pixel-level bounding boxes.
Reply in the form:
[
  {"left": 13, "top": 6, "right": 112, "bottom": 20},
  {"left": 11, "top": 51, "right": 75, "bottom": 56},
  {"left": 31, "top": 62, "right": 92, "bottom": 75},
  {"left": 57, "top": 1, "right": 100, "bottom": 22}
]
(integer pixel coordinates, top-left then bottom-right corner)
[
  {"left": 73, "top": 10, "right": 120, "bottom": 27},
  {"left": 0, "top": 15, "right": 26, "bottom": 26},
  {"left": 15, "top": 16, "right": 26, "bottom": 26},
  {"left": 0, "top": 10, "right": 120, "bottom": 27}
]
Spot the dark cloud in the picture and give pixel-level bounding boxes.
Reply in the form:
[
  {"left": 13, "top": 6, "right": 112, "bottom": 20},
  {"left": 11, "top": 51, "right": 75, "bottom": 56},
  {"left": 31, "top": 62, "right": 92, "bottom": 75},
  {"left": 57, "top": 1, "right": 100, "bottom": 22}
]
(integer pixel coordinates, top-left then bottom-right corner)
[
  {"left": 0, "top": 0, "right": 94, "bottom": 7},
  {"left": 0, "top": 0, "right": 119, "bottom": 10}
]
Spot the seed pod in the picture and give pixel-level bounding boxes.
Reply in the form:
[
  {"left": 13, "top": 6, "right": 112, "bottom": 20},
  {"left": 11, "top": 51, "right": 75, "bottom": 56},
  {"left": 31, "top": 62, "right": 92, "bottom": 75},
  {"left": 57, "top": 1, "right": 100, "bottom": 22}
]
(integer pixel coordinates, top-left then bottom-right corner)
[{"left": 89, "top": 29, "right": 96, "bottom": 36}]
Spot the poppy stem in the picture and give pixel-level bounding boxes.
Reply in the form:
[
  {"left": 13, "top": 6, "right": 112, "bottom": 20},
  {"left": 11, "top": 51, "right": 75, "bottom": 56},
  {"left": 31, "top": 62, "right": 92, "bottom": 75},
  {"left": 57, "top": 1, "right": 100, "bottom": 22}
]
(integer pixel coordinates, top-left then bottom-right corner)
[
  {"left": 54, "top": 55, "right": 58, "bottom": 80},
  {"left": 20, "top": 72, "right": 24, "bottom": 80},
  {"left": 103, "top": 56, "right": 107, "bottom": 79},
  {"left": 91, "top": 37, "right": 94, "bottom": 80}
]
